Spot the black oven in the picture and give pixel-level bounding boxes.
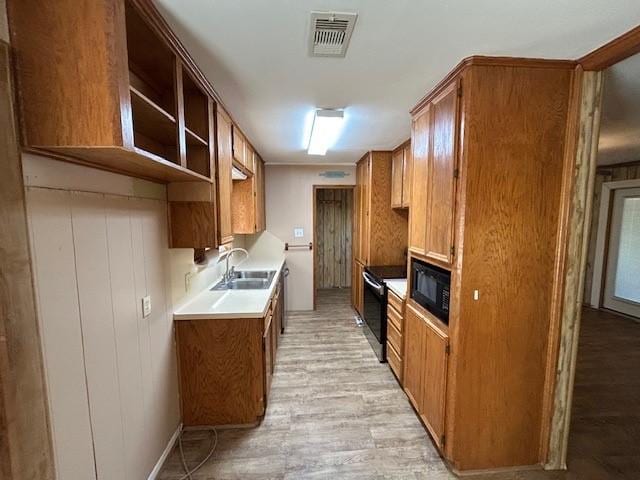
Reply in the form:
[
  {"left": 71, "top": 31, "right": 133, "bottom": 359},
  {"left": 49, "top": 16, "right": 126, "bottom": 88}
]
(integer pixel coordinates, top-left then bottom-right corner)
[
  {"left": 360, "top": 265, "right": 407, "bottom": 363},
  {"left": 410, "top": 258, "right": 451, "bottom": 324}
]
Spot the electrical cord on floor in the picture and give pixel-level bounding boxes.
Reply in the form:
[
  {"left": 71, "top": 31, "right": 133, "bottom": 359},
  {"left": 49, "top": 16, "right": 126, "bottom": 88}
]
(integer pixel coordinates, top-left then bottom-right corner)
[{"left": 176, "top": 426, "right": 218, "bottom": 480}]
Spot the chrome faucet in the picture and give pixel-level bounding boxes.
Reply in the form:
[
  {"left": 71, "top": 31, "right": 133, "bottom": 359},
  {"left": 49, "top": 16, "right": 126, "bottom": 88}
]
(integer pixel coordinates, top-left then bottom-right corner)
[{"left": 218, "top": 247, "right": 249, "bottom": 283}]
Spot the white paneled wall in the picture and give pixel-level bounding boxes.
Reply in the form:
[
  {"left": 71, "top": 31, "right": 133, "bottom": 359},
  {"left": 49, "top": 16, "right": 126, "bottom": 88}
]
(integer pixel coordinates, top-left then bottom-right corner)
[{"left": 25, "top": 156, "right": 180, "bottom": 479}]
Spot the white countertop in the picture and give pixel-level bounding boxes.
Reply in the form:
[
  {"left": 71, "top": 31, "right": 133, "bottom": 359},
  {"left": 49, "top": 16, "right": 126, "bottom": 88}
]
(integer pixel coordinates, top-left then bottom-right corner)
[
  {"left": 386, "top": 279, "right": 407, "bottom": 299},
  {"left": 173, "top": 257, "right": 285, "bottom": 320}
]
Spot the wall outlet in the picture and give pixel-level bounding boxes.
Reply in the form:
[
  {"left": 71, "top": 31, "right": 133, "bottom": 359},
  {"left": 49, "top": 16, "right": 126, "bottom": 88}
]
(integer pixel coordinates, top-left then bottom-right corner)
[
  {"left": 294, "top": 228, "right": 304, "bottom": 238},
  {"left": 142, "top": 295, "right": 152, "bottom": 318}
]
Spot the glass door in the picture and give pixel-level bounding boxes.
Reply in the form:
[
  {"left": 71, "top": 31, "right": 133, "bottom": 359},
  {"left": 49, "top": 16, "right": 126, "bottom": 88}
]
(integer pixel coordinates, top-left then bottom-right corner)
[{"left": 603, "top": 187, "right": 640, "bottom": 317}]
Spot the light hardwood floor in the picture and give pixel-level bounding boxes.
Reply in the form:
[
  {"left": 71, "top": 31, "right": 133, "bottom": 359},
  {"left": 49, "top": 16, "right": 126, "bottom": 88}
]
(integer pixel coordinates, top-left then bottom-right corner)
[{"left": 158, "top": 292, "right": 638, "bottom": 479}]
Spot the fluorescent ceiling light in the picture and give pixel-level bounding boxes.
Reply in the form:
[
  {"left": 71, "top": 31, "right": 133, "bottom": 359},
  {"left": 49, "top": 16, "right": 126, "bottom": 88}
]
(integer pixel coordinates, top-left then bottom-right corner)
[{"left": 307, "top": 109, "right": 344, "bottom": 155}]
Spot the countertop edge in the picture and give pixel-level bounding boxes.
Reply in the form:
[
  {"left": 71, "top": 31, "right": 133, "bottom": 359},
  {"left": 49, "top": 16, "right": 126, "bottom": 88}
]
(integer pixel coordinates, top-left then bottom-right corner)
[{"left": 173, "top": 258, "right": 285, "bottom": 321}]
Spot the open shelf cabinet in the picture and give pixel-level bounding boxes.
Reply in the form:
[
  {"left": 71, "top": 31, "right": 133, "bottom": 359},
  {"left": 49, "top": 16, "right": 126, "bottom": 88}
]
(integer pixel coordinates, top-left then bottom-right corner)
[{"left": 8, "top": 0, "right": 216, "bottom": 184}]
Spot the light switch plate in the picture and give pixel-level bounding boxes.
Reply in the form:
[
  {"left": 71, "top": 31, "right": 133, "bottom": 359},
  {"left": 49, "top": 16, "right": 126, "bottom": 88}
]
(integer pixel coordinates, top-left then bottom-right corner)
[
  {"left": 294, "top": 228, "right": 304, "bottom": 238},
  {"left": 142, "top": 295, "right": 152, "bottom": 317}
]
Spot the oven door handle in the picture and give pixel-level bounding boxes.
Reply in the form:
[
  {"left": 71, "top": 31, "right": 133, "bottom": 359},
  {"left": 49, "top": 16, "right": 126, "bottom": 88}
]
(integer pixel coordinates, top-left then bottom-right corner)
[{"left": 362, "top": 271, "right": 385, "bottom": 295}]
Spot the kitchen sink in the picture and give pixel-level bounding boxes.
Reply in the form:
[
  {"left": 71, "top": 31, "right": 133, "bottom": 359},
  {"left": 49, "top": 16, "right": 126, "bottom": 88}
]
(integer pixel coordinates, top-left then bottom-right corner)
[
  {"left": 231, "top": 270, "right": 275, "bottom": 280},
  {"left": 210, "top": 270, "right": 276, "bottom": 291}
]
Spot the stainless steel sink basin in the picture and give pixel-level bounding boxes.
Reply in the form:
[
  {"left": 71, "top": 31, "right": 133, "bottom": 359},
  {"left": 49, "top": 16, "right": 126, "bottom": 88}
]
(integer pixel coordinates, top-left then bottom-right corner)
[
  {"left": 231, "top": 270, "right": 275, "bottom": 280},
  {"left": 210, "top": 270, "right": 276, "bottom": 291}
]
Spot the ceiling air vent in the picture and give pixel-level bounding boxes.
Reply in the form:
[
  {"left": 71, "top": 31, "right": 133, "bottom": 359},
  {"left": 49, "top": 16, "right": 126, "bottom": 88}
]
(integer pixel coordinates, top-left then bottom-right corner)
[{"left": 309, "top": 11, "right": 358, "bottom": 58}]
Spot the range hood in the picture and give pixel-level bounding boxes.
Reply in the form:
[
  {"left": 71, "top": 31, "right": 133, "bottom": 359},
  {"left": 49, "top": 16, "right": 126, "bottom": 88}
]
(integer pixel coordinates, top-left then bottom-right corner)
[{"left": 232, "top": 166, "right": 247, "bottom": 180}]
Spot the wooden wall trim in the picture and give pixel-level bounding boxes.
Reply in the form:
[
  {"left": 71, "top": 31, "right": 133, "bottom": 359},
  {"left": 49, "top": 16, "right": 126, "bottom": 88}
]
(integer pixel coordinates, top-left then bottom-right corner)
[
  {"left": 0, "top": 41, "right": 55, "bottom": 480},
  {"left": 578, "top": 25, "right": 640, "bottom": 71},
  {"left": 410, "top": 56, "right": 577, "bottom": 115},
  {"left": 544, "top": 69, "right": 604, "bottom": 469}
]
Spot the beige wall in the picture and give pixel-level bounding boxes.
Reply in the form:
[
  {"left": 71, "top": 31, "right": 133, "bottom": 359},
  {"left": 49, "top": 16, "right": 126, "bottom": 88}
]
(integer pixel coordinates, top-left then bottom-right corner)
[
  {"left": 23, "top": 154, "right": 268, "bottom": 479},
  {"left": 24, "top": 155, "right": 180, "bottom": 479},
  {"left": 265, "top": 164, "right": 356, "bottom": 310}
]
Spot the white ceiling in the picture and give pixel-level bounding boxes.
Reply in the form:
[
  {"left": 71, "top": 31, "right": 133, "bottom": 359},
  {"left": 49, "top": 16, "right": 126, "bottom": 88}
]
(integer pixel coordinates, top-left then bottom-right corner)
[
  {"left": 598, "top": 52, "right": 640, "bottom": 166},
  {"left": 154, "top": 0, "right": 640, "bottom": 164}
]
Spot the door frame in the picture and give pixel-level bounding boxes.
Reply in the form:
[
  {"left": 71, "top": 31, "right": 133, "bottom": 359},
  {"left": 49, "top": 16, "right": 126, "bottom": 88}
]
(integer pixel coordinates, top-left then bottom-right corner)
[
  {"left": 546, "top": 24, "right": 640, "bottom": 470},
  {"left": 312, "top": 185, "right": 355, "bottom": 309},
  {"left": 589, "top": 179, "right": 640, "bottom": 308},
  {"left": 0, "top": 41, "right": 55, "bottom": 479}
]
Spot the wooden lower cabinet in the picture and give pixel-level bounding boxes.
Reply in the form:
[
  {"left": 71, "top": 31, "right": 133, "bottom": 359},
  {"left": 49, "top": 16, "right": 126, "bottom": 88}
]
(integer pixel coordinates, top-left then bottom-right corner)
[
  {"left": 352, "top": 260, "right": 364, "bottom": 316},
  {"left": 175, "top": 275, "right": 283, "bottom": 426},
  {"left": 386, "top": 289, "right": 405, "bottom": 383},
  {"left": 403, "top": 303, "right": 449, "bottom": 448}
]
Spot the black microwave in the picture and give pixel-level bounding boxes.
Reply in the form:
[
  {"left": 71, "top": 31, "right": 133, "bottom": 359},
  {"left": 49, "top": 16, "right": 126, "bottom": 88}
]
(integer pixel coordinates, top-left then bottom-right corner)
[{"left": 410, "top": 258, "right": 451, "bottom": 324}]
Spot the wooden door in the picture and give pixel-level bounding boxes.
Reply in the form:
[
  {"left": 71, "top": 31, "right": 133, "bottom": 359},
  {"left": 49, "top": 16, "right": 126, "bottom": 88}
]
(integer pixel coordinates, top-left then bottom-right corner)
[
  {"left": 421, "top": 317, "right": 449, "bottom": 448},
  {"left": 403, "top": 304, "right": 425, "bottom": 410},
  {"left": 402, "top": 142, "right": 412, "bottom": 208},
  {"left": 425, "top": 81, "right": 459, "bottom": 266},
  {"left": 316, "top": 189, "right": 353, "bottom": 289},
  {"left": 391, "top": 148, "right": 404, "bottom": 208},
  {"left": 216, "top": 109, "right": 234, "bottom": 244},
  {"left": 409, "top": 105, "right": 431, "bottom": 255}
]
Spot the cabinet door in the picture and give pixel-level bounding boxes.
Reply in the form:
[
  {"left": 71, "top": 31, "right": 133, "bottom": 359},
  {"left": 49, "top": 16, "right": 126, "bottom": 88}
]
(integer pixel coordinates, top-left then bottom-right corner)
[
  {"left": 358, "top": 157, "right": 370, "bottom": 264},
  {"left": 232, "top": 126, "right": 245, "bottom": 167},
  {"left": 255, "top": 158, "right": 266, "bottom": 231},
  {"left": 402, "top": 143, "right": 412, "bottom": 208},
  {"left": 421, "top": 318, "right": 449, "bottom": 448},
  {"left": 409, "top": 106, "right": 431, "bottom": 255},
  {"left": 425, "top": 81, "right": 459, "bottom": 266},
  {"left": 352, "top": 260, "right": 365, "bottom": 316},
  {"left": 245, "top": 144, "right": 255, "bottom": 174},
  {"left": 391, "top": 148, "right": 404, "bottom": 208},
  {"left": 263, "top": 314, "right": 273, "bottom": 400},
  {"left": 216, "top": 109, "right": 234, "bottom": 244},
  {"left": 403, "top": 304, "right": 425, "bottom": 410}
]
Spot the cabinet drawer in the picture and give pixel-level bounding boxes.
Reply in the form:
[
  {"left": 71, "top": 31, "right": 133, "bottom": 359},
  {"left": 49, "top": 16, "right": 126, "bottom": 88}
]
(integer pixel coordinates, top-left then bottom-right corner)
[
  {"left": 388, "top": 289, "right": 404, "bottom": 314},
  {"left": 387, "top": 318, "right": 403, "bottom": 354},
  {"left": 387, "top": 341, "right": 403, "bottom": 382},
  {"left": 387, "top": 304, "right": 403, "bottom": 333}
]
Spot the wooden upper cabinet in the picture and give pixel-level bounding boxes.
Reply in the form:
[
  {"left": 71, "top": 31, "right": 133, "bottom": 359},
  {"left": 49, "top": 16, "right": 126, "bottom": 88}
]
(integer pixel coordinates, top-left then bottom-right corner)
[
  {"left": 391, "top": 140, "right": 411, "bottom": 209},
  {"left": 255, "top": 158, "right": 266, "bottom": 231},
  {"left": 231, "top": 154, "right": 266, "bottom": 234},
  {"left": 216, "top": 108, "right": 234, "bottom": 244},
  {"left": 402, "top": 142, "right": 412, "bottom": 208},
  {"left": 232, "top": 126, "right": 246, "bottom": 168},
  {"left": 424, "top": 81, "right": 460, "bottom": 267},
  {"left": 409, "top": 106, "right": 431, "bottom": 256},
  {"left": 7, "top": 0, "right": 216, "bottom": 183},
  {"left": 391, "top": 148, "right": 404, "bottom": 208},
  {"left": 355, "top": 151, "right": 408, "bottom": 266}
]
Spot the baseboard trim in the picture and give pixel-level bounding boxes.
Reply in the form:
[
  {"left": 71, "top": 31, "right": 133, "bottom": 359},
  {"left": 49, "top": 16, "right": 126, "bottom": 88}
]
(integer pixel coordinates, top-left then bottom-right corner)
[{"left": 147, "top": 423, "right": 182, "bottom": 480}]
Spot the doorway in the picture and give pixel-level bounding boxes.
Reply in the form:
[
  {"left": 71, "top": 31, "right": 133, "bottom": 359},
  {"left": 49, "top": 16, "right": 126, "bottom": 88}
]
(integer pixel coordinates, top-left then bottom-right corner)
[
  {"left": 559, "top": 50, "right": 640, "bottom": 478},
  {"left": 602, "top": 186, "right": 640, "bottom": 317},
  {"left": 313, "top": 186, "right": 354, "bottom": 308}
]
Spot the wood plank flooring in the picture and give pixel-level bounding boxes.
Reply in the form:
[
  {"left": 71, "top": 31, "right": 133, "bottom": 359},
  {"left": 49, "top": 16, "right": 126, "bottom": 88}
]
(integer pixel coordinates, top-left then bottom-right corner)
[{"left": 158, "top": 292, "right": 638, "bottom": 479}]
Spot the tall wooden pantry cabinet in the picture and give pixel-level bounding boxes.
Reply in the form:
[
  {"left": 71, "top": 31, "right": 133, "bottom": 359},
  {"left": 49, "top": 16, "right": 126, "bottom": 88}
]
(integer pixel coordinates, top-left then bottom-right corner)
[
  {"left": 404, "top": 57, "right": 577, "bottom": 472},
  {"left": 351, "top": 151, "right": 408, "bottom": 316}
]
